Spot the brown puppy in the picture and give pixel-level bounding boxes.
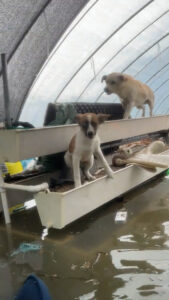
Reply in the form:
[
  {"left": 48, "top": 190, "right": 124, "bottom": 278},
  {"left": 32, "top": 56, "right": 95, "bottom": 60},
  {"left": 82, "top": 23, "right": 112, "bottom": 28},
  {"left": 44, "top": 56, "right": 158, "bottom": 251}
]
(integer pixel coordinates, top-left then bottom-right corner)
[
  {"left": 64, "top": 113, "right": 114, "bottom": 187},
  {"left": 102, "top": 72, "right": 154, "bottom": 119}
]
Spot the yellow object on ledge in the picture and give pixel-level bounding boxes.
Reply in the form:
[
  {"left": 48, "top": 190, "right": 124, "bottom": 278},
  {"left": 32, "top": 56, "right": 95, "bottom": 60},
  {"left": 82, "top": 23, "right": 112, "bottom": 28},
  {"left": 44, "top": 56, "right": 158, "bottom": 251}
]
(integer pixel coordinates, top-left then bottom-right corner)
[{"left": 5, "top": 161, "right": 23, "bottom": 176}]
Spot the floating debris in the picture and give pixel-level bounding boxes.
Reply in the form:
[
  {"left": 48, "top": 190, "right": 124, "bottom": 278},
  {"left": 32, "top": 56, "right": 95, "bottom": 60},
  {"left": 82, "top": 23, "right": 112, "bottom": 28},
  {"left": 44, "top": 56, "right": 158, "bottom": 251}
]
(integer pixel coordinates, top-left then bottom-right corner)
[
  {"left": 10, "top": 242, "right": 42, "bottom": 256},
  {"left": 85, "top": 279, "right": 99, "bottom": 286},
  {"left": 38, "top": 272, "right": 58, "bottom": 279},
  {"left": 80, "top": 261, "right": 91, "bottom": 270},
  {"left": 165, "top": 169, "right": 169, "bottom": 178},
  {"left": 91, "top": 251, "right": 108, "bottom": 269},
  {"left": 118, "top": 234, "right": 136, "bottom": 243},
  {"left": 71, "top": 264, "right": 77, "bottom": 271},
  {"left": 115, "top": 209, "right": 128, "bottom": 222},
  {"left": 41, "top": 228, "right": 48, "bottom": 240}
]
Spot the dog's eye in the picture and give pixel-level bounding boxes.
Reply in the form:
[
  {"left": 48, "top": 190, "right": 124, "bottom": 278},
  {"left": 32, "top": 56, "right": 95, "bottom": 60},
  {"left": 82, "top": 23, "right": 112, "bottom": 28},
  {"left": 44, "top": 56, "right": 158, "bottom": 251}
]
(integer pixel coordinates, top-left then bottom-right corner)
[
  {"left": 91, "top": 121, "right": 97, "bottom": 128},
  {"left": 83, "top": 120, "right": 89, "bottom": 128}
]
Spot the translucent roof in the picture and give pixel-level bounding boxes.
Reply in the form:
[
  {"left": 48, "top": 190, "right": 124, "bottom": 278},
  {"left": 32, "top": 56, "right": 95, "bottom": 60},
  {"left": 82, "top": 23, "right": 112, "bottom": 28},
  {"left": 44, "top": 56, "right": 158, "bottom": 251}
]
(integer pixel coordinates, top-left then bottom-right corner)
[{"left": 20, "top": 0, "right": 169, "bottom": 126}]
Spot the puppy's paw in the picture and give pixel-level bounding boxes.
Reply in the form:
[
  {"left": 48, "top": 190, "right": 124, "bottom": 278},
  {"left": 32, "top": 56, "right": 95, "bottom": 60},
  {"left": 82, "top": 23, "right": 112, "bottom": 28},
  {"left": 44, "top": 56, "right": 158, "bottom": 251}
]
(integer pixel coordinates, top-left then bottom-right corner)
[
  {"left": 107, "top": 170, "right": 114, "bottom": 179},
  {"left": 75, "top": 181, "right": 82, "bottom": 188},
  {"left": 75, "top": 184, "right": 81, "bottom": 188},
  {"left": 87, "top": 174, "right": 96, "bottom": 181}
]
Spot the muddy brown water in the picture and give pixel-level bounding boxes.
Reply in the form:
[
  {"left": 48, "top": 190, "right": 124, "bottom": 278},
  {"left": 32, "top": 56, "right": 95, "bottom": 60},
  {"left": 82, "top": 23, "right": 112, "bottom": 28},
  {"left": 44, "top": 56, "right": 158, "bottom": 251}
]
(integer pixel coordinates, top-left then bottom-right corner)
[{"left": 1, "top": 174, "right": 169, "bottom": 299}]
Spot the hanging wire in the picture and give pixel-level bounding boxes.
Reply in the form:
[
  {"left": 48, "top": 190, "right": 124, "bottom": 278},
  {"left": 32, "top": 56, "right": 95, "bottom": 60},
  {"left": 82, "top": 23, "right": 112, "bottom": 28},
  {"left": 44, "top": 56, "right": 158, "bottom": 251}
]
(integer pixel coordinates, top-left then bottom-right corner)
[{"left": 91, "top": 56, "right": 96, "bottom": 79}]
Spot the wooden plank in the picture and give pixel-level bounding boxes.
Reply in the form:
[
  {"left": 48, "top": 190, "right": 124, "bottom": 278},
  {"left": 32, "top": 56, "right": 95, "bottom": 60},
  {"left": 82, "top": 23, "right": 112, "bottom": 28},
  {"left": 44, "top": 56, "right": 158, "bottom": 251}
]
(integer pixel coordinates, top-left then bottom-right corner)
[{"left": 0, "top": 115, "right": 169, "bottom": 162}]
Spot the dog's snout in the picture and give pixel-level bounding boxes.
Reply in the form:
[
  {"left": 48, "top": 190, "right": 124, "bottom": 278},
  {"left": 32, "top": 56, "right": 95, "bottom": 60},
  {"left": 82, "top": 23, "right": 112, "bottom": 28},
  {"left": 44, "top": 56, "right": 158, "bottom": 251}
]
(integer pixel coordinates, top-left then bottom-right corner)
[
  {"left": 104, "top": 87, "right": 108, "bottom": 93},
  {"left": 87, "top": 131, "right": 94, "bottom": 138}
]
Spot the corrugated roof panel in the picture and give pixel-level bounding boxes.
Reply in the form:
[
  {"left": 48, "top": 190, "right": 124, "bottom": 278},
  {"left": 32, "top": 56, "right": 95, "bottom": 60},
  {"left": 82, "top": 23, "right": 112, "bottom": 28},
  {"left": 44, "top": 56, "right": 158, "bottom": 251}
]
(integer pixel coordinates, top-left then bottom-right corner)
[{"left": 0, "top": 0, "right": 89, "bottom": 123}]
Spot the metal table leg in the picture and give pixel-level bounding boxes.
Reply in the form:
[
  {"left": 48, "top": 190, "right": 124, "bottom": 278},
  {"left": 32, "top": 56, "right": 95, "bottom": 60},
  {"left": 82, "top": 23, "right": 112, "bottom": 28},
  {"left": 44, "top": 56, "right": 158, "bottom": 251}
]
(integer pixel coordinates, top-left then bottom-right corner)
[{"left": 0, "top": 170, "right": 11, "bottom": 224}]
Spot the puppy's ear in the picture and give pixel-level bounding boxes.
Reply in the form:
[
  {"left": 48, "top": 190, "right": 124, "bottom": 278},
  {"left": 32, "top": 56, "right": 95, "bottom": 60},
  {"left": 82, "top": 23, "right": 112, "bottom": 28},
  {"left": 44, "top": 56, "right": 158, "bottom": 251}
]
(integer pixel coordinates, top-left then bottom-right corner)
[
  {"left": 101, "top": 75, "right": 107, "bottom": 82},
  {"left": 97, "top": 114, "right": 111, "bottom": 124},
  {"left": 118, "top": 75, "right": 124, "bottom": 81},
  {"left": 118, "top": 74, "right": 126, "bottom": 82},
  {"left": 75, "top": 114, "right": 83, "bottom": 125}
]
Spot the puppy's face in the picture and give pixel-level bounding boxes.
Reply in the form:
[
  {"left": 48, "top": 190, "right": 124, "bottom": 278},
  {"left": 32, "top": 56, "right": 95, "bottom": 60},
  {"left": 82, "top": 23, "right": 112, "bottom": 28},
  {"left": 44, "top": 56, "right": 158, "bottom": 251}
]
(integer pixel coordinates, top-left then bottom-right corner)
[
  {"left": 76, "top": 113, "right": 110, "bottom": 139},
  {"left": 102, "top": 72, "right": 125, "bottom": 95}
]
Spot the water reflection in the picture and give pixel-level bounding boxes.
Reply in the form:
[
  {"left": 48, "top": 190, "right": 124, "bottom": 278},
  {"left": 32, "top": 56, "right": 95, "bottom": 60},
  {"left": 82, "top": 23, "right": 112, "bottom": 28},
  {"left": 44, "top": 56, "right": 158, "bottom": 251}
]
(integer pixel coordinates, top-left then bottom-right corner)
[
  {"left": 76, "top": 290, "right": 97, "bottom": 300},
  {"left": 117, "top": 234, "right": 136, "bottom": 243},
  {"left": 1, "top": 177, "right": 169, "bottom": 299}
]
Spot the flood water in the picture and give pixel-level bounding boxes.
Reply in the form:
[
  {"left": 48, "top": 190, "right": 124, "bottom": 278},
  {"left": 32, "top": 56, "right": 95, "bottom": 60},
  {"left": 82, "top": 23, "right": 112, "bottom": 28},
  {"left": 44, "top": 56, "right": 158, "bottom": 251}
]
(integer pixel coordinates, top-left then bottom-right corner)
[{"left": 1, "top": 174, "right": 169, "bottom": 299}]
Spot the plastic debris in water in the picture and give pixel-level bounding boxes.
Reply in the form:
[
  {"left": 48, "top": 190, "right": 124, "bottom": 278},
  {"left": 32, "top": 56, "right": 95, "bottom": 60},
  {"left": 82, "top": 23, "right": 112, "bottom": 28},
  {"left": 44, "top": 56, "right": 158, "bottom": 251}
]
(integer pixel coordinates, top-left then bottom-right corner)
[
  {"left": 24, "top": 199, "right": 36, "bottom": 210},
  {"left": 118, "top": 234, "right": 135, "bottom": 243},
  {"left": 80, "top": 261, "right": 91, "bottom": 270},
  {"left": 165, "top": 169, "right": 169, "bottom": 178},
  {"left": 10, "top": 243, "right": 42, "bottom": 256},
  {"left": 71, "top": 264, "right": 77, "bottom": 271},
  {"left": 85, "top": 279, "right": 99, "bottom": 286},
  {"left": 115, "top": 210, "right": 127, "bottom": 222},
  {"left": 41, "top": 228, "right": 48, "bottom": 240}
]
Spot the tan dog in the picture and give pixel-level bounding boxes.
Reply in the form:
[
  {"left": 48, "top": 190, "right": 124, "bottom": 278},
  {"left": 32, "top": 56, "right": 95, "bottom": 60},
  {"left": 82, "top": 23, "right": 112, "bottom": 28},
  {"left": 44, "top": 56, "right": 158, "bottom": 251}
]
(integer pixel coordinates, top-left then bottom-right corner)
[
  {"left": 64, "top": 113, "right": 114, "bottom": 188},
  {"left": 102, "top": 72, "right": 154, "bottom": 119}
]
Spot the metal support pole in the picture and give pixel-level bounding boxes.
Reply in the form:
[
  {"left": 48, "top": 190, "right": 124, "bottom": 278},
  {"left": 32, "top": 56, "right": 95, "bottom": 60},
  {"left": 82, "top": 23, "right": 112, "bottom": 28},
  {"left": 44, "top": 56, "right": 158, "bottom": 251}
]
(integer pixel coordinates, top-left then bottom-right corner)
[
  {"left": 1, "top": 53, "right": 12, "bottom": 128},
  {"left": 0, "top": 170, "right": 11, "bottom": 224}
]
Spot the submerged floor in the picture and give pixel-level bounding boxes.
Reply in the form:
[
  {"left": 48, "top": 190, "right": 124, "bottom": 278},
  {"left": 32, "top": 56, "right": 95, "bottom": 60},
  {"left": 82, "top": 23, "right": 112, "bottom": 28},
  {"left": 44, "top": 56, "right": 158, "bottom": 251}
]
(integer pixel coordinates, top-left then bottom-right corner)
[{"left": 1, "top": 174, "right": 169, "bottom": 299}]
